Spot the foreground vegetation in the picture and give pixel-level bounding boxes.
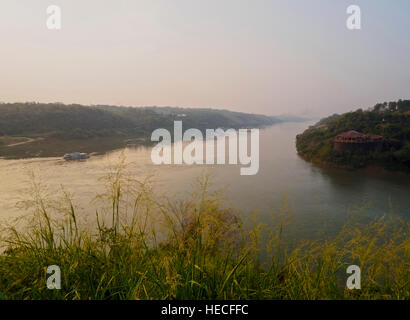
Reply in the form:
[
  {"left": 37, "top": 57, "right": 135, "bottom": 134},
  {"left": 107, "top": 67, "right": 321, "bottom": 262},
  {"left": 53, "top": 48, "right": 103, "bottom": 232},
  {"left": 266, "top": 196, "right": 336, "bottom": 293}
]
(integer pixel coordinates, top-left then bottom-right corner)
[
  {"left": 0, "top": 161, "right": 408, "bottom": 300},
  {"left": 296, "top": 100, "right": 410, "bottom": 172}
]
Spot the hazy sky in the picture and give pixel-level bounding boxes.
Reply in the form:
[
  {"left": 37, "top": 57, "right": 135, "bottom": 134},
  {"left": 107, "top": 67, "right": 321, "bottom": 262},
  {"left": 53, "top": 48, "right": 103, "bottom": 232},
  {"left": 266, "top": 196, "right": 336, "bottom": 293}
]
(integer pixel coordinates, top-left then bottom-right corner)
[{"left": 0, "top": 0, "right": 409, "bottom": 117}]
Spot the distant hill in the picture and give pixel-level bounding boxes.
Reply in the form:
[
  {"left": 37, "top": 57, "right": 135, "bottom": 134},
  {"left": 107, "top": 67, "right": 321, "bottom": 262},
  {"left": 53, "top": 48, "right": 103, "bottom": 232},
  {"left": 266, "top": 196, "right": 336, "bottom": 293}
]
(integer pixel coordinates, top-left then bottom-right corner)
[
  {"left": 274, "top": 115, "right": 312, "bottom": 123},
  {"left": 296, "top": 100, "right": 410, "bottom": 172},
  {"left": 0, "top": 102, "right": 280, "bottom": 139}
]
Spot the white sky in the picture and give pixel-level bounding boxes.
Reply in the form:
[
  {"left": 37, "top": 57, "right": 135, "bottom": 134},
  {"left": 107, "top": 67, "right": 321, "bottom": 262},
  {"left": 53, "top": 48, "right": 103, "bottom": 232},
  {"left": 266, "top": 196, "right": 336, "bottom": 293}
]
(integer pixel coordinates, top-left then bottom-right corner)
[{"left": 0, "top": 0, "right": 409, "bottom": 117}]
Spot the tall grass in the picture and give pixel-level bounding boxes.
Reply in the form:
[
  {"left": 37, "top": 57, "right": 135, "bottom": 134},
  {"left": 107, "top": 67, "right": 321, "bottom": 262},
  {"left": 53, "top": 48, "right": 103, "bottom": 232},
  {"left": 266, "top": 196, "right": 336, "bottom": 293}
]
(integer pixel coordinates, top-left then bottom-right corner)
[{"left": 0, "top": 159, "right": 408, "bottom": 300}]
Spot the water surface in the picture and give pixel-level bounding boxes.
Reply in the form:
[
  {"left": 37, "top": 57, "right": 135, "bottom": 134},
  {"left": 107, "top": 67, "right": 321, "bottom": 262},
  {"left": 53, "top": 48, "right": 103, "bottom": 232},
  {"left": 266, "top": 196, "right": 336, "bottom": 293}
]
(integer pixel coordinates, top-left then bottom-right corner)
[{"left": 1, "top": 122, "right": 409, "bottom": 238}]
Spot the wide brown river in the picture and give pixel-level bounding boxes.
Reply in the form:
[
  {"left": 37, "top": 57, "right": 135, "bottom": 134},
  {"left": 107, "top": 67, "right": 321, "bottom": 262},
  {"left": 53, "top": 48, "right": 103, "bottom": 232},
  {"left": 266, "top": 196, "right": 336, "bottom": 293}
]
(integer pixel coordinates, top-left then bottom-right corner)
[{"left": 1, "top": 122, "right": 409, "bottom": 238}]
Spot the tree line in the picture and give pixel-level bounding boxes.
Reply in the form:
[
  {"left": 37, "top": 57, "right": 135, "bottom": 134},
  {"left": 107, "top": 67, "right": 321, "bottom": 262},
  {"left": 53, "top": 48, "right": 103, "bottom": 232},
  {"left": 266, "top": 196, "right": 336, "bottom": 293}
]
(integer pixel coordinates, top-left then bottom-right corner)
[
  {"left": 0, "top": 102, "right": 279, "bottom": 139},
  {"left": 296, "top": 100, "right": 410, "bottom": 172}
]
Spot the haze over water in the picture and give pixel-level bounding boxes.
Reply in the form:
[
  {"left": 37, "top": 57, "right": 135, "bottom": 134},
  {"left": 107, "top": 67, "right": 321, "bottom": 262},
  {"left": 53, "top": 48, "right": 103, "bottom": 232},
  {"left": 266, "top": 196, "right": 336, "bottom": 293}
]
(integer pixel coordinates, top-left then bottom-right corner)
[{"left": 1, "top": 122, "right": 409, "bottom": 238}]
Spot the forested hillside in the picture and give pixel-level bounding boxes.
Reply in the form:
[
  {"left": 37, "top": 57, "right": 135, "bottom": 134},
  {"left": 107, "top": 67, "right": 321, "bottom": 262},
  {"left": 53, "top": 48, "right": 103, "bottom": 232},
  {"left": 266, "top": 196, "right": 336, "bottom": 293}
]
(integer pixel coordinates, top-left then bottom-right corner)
[
  {"left": 296, "top": 100, "right": 410, "bottom": 172},
  {"left": 0, "top": 102, "right": 279, "bottom": 139}
]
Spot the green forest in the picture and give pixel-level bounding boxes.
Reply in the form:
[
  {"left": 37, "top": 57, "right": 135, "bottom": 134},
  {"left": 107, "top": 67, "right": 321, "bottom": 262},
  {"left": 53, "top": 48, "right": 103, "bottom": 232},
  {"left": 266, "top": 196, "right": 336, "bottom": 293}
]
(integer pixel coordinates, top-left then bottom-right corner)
[
  {"left": 0, "top": 102, "right": 280, "bottom": 158},
  {"left": 296, "top": 100, "right": 410, "bottom": 172},
  {"left": 0, "top": 102, "right": 279, "bottom": 139}
]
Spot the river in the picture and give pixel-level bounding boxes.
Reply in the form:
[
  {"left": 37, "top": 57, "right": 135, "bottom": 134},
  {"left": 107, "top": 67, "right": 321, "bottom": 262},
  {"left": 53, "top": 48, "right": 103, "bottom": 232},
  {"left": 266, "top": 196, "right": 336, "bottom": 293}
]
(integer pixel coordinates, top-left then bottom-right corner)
[{"left": 1, "top": 121, "right": 409, "bottom": 239}]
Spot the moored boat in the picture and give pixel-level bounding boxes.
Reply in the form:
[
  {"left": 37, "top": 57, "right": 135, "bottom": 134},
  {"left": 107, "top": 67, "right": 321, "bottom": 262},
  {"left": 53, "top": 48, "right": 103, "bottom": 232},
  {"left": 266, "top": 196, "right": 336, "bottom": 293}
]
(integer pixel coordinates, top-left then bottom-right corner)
[{"left": 63, "top": 152, "right": 90, "bottom": 161}]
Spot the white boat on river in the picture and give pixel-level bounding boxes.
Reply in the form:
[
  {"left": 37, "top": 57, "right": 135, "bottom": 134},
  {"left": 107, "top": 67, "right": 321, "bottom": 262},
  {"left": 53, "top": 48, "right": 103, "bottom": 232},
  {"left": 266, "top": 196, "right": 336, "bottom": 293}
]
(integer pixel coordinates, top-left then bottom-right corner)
[{"left": 63, "top": 152, "right": 90, "bottom": 161}]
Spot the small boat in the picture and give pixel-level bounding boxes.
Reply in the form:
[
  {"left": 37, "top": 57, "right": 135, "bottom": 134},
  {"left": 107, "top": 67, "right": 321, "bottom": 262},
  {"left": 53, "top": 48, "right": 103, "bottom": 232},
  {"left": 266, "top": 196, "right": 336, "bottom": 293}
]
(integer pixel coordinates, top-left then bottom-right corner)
[{"left": 63, "top": 152, "right": 90, "bottom": 161}]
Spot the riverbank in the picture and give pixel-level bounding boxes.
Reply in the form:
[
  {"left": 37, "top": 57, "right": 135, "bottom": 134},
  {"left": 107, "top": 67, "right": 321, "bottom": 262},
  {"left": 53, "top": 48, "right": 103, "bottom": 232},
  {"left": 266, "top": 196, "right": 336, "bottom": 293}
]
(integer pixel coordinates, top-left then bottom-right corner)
[
  {"left": 0, "top": 135, "right": 151, "bottom": 159},
  {"left": 295, "top": 102, "right": 410, "bottom": 174},
  {"left": 297, "top": 151, "right": 410, "bottom": 175}
]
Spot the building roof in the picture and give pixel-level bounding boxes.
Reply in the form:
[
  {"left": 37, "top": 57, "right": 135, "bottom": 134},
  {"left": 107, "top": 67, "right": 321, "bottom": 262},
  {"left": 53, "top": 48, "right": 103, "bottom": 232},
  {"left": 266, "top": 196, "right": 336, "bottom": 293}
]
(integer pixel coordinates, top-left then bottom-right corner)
[
  {"left": 334, "top": 131, "right": 383, "bottom": 143},
  {"left": 336, "top": 130, "right": 366, "bottom": 139}
]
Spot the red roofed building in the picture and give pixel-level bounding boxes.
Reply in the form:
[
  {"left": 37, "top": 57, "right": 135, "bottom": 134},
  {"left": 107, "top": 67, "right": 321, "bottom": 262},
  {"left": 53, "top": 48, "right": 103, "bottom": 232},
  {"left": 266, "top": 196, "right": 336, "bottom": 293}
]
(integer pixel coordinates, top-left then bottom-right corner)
[{"left": 334, "top": 130, "right": 383, "bottom": 152}]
